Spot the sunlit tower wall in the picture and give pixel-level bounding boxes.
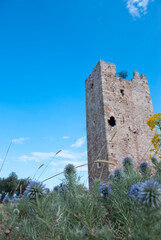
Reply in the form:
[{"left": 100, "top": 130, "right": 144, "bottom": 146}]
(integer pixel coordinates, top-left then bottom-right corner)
[{"left": 85, "top": 60, "right": 157, "bottom": 188}]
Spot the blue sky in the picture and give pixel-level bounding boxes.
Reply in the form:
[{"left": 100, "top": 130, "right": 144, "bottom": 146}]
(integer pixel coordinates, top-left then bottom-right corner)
[{"left": 0, "top": 0, "right": 160, "bottom": 189}]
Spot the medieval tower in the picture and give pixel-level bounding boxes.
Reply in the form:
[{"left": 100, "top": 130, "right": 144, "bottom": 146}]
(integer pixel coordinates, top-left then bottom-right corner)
[{"left": 85, "top": 60, "right": 156, "bottom": 188}]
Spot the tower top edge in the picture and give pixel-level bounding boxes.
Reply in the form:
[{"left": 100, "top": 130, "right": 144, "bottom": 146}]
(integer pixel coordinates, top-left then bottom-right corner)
[
  {"left": 92, "top": 60, "right": 116, "bottom": 75},
  {"left": 99, "top": 59, "right": 116, "bottom": 66},
  {"left": 85, "top": 60, "right": 147, "bottom": 83}
]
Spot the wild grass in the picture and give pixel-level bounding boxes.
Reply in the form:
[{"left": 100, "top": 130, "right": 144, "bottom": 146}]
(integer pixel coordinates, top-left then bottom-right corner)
[{"left": 1, "top": 156, "right": 161, "bottom": 239}]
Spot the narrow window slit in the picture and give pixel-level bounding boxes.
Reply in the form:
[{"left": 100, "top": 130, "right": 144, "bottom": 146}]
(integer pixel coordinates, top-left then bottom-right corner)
[
  {"left": 97, "top": 162, "right": 101, "bottom": 168},
  {"left": 120, "top": 89, "right": 124, "bottom": 96}
]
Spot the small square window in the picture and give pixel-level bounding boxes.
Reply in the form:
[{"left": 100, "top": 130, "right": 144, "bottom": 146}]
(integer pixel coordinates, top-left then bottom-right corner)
[{"left": 97, "top": 162, "right": 101, "bottom": 168}]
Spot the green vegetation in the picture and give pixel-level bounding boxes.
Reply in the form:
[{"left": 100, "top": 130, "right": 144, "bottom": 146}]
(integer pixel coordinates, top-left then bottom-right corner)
[
  {"left": 0, "top": 156, "right": 161, "bottom": 240},
  {"left": 147, "top": 113, "right": 161, "bottom": 158},
  {"left": 117, "top": 71, "right": 128, "bottom": 79},
  {"left": 0, "top": 172, "right": 30, "bottom": 203}
]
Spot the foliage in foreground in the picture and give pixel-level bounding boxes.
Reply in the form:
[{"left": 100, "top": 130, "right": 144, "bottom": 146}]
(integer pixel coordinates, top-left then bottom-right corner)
[{"left": 1, "top": 156, "right": 161, "bottom": 240}]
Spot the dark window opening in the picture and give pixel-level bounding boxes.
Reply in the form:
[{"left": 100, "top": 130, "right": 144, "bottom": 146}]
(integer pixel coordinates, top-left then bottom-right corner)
[
  {"left": 108, "top": 116, "right": 116, "bottom": 127},
  {"left": 133, "top": 131, "right": 138, "bottom": 134},
  {"left": 97, "top": 162, "right": 101, "bottom": 169},
  {"left": 91, "top": 83, "right": 94, "bottom": 89},
  {"left": 120, "top": 89, "right": 124, "bottom": 96}
]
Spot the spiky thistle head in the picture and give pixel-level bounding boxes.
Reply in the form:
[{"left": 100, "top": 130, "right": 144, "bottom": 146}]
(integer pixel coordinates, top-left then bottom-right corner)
[
  {"left": 98, "top": 185, "right": 111, "bottom": 198},
  {"left": 24, "top": 181, "right": 45, "bottom": 200},
  {"left": 139, "top": 162, "right": 149, "bottom": 173},
  {"left": 151, "top": 156, "right": 158, "bottom": 165},
  {"left": 108, "top": 174, "right": 114, "bottom": 181},
  {"left": 64, "top": 164, "right": 76, "bottom": 176},
  {"left": 138, "top": 180, "right": 161, "bottom": 208},
  {"left": 114, "top": 168, "right": 124, "bottom": 180},
  {"left": 129, "top": 182, "right": 144, "bottom": 200},
  {"left": 122, "top": 157, "right": 133, "bottom": 169}
]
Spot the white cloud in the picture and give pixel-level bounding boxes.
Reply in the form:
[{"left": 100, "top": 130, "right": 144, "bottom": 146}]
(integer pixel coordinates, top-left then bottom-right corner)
[
  {"left": 18, "top": 155, "right": 39, "bottom": 163},
  {"left": 18, "top": 150, "right": 87, "bottom": 163},
  {"left": 12, "top": 137, "right": 30, "bottom": 144},
  {"left": 18, "top": 152, "right": 56, "bottom": 163},
  {"left": 58, "top": 150, "right": 87, "bottom": 160},
  {"left": 126, "top": 0, "right": 154, "bottom": 18},
  {"left": 71, "top": 137, "right": 86, "bottom": 148},
  {"left": 62, "top": 136, "right": 70, "bottom": 139}
]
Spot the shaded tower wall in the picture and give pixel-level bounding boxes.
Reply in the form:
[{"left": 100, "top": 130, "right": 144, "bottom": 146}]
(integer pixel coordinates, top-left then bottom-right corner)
[{"left": 85, "top": 60, "right": 157, "bottom": 188}]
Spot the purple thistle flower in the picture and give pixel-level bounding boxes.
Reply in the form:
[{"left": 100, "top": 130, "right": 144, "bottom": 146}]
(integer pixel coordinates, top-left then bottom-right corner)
[
  {"left": 108, "top": 174, "right": 114, "bottom": 180},
  {"left": 138, "top": 180, "right": 161, "bottom": 207},
  {"left": 129, "top": 182, "right": 144, "bottom": 200},
  {"left": 24, "top": 181, "right": 45, "bottom": 200},
  {"left": 139, "top": 162, "right": 149, "bottom": 173},
  {"left": 99, "top": 185, "right": 111, "bottom": 198},
  {"left": 114, "top": 168, "right": 124, "bottom": 180},
  {"left": 151, "top": 156, "right": 158, "bottom": 165},
  {"left": 64, "top": 164, "right": 76, "bottom": 176},
  {"left": 122, "top": 157, "right": 133, "bottom": 169}
]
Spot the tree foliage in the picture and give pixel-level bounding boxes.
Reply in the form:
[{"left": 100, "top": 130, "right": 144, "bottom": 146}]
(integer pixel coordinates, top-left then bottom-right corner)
[
  {"left": 0, "top": 172, "right": 30, "bottom": 202},
  {"left": 118, "top": 71, "right": 128, "bottom": 79},
  {"left": 147, "top": 113, "right": 161, "bottom": 158}
]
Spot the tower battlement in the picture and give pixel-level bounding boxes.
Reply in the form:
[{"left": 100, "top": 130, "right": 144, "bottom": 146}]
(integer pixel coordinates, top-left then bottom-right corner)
[
  {"left": 86, "top": 60, "right": 148, "bottom": 87},
  {"left": 86, "top": 60, "right": 156, "bottom": 188}
]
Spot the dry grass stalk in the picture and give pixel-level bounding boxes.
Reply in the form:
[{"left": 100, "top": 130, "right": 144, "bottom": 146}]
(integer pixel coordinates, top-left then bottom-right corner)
[
  {"left": 20, "top": 184, "right": 22, "bottom": 195},
  {"left": 33, "top": 164, "right": 45, "bottom": 179},
  {"left": 37, "top": 150, "right": 62, "bottom": 180},
  {"left": 94, "top": 160, "right": 115, "bottom": 165},
  {"left": 38, "top": 164, "right": 44, "bottom": 169},
  {"left": 41, "top": 161, "right": 115, "bottom": 183},
  {"left": 0, "top": 141, "right": 12, "bottom": 175}
]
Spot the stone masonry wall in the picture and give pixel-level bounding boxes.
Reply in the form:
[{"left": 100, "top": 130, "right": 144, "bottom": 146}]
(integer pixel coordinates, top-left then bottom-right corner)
[{"left": 86, "top": 60, "right": 157, "bottom": 188}]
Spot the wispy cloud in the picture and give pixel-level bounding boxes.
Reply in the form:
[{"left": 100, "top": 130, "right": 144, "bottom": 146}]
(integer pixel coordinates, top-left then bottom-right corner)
[
  {"left": 62, "top": 136, "right": 70, "bottom": 139},
  {"left": 71, "top": 137, "right": 86, "bottom": 148},
  {"left": 126, "top": 0, "right": 154, "bottom": 18},
  {"left": 19, "top": 155, "right": 39, "bottom": 162},
  {"left": 12, "top": 137, "right": 30, "bottom": 144},
  {"left": 58, "top": 150, "right": 87, "bottom": 160},
  {"left": 18, "top": 150, "right": 87, "bottom": 163}
]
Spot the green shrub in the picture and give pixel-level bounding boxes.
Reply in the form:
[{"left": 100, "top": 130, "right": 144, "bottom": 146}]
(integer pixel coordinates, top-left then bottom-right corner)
[{"left": 2, "top": 159, "right": 161, "bottom": 239}]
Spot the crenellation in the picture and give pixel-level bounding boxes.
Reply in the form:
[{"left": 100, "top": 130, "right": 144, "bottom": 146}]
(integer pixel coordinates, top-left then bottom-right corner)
[{"left": 133, "top": 70, "right": 140, "bottom": 79}]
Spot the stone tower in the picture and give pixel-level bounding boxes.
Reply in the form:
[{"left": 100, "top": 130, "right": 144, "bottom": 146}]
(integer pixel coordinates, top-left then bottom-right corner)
[{"left": 85, "top": 60, "right": 156, "bottom": 188}]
